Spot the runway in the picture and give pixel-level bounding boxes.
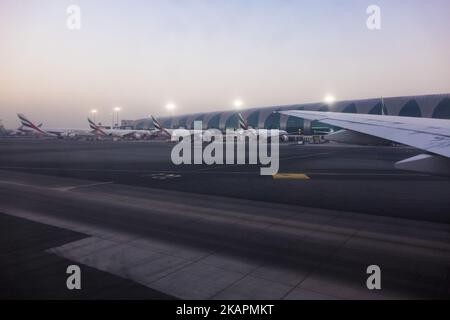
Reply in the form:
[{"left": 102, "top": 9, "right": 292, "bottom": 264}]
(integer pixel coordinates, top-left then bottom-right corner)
[{"left": 0, "top": 139, "right": 449, "bottom": 299}]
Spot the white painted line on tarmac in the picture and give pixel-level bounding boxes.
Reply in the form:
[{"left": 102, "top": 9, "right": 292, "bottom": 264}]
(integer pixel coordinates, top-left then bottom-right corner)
[
  {"left": 57, "top": 181, "right": 115, "bottom": 191},
  {"left": 307, "top": 172, "right": 430, "bottom": 177},
  {"left": 0, "top": 180, "right": 40, "bottom": 188},
  {"left": 278, "top": 152, "right": 333, "bottom": 161},
  {"left": 0, "top": 178, "right": 115, "bottom": 191},
  {"left": 0, "top": 166, "right": 257, "bottom": 175}
]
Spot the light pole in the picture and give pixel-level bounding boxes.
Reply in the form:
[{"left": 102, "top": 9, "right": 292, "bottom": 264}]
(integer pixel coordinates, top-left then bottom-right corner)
[{"left": 113, "top": 107, "right": 121, "bottom": 128}]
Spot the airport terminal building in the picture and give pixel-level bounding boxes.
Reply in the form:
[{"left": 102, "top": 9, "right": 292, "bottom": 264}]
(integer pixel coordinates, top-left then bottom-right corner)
[{"left": 132, "top": 93, "right": 450, "bottom": 134}]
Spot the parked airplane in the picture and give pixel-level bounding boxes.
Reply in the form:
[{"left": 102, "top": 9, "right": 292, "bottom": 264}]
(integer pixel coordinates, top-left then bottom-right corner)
[
  {"left": 17, "top": 114, "right": 96, "bottom": 139},
  {"left": 279, "top": 110, "right": 450, "bottom": 175},
  {"left": 151, "top": 114, "right": 288, "bottom": 142},
  {"left": 151, "top": 115, "right": 202, "bottom": 141},
  {"left": 87, "top": 118, "right": 155, "bottom": 140},
  {"left": 236, "top": 113, "right": 289, "bottom": 141},
  {"left": 0, "top": 117, "right": 43, "bottom": 136}
]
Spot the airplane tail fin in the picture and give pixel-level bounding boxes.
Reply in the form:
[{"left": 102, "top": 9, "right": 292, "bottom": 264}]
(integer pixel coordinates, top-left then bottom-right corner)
[
  {"left": 238, "top": 112, "right": 249, "bottom": 130},
  {"left": 151, "top": 115, "right": 163, "bottom": 131},
  {"left": 151, "top": 115, "right": 171, "bottom": 137},
  {"left": 88, "top": 118, "right": 107, "bottom": 136},
  {"left": 17, "top": 113, "right": 33, "bottom": 128},
  {"left": 88, "top": 118, "right": 98, "bottom": 130},
  {"left": 17, "top": 114, "right": 45, "bottom": 134}
]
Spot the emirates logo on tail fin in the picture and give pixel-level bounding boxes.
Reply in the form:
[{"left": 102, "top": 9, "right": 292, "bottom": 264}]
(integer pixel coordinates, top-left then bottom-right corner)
[
  {"left": 151, "top": 115, "right": 171, "bottom": 137},
  {"left": 87, "top": 118, "right": 107, "bottom": 136},
  {"left": 238, "top": 113, "right": 249, "bottom": 130},
  {"left": 151, "top": 115, "right": 163, "bottom": 130}
]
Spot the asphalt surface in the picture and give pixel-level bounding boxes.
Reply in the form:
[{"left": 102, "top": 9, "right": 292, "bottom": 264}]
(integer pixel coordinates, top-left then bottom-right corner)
[
  {"left": 0, "top": 138, "right": 449, "bottom": 223},
  {"left": 0, "top": 138, "right": 449, "bottom": 299}
]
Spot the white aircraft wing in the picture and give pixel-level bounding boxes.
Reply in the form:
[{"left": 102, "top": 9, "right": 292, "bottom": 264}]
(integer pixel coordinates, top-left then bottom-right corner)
[{"left": 279, "top": 111, "right": 450, "bottom": 158}]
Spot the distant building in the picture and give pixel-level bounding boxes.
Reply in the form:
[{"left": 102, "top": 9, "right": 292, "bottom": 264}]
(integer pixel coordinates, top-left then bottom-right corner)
[
  {"left": 120, "top": 120, "right": 136, "bottom": 130},
  {"left": 133, "top": 93, "right": 450, "bottom": 134}
]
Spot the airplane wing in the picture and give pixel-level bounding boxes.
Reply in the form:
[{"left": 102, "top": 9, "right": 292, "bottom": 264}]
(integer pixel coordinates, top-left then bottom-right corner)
[
  {"left": 279, "top": 111, "right": 450, "bottom": 158},
  {"left": 279, "top": 110, "right": 450, "bottom": 175}
]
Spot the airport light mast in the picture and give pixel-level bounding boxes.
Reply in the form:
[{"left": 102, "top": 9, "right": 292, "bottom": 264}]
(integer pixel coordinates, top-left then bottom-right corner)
[{"left": 113, "top": 107, "right": 121, "bottom": 129}]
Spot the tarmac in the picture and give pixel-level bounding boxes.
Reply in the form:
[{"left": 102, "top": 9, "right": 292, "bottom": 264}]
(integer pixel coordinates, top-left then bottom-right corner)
[{"left": 0, "top": 138, "right": 449, "bottom": 299}]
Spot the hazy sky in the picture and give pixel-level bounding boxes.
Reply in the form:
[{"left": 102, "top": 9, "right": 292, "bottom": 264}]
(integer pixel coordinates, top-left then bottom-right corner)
[{"left": 1, "top": 0, "right": 450, "bottom": 127}]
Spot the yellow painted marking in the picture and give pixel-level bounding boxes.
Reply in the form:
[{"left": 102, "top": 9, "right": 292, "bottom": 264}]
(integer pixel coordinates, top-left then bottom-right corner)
[{"left": 272, "top": 173, "right": 310, "bottom": 180}]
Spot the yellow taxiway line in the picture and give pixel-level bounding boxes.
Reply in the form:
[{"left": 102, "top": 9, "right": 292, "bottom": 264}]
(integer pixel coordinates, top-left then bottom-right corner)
[{"left": 272, "top": 173, "right": 310, "bottom": 180}]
